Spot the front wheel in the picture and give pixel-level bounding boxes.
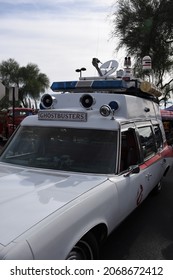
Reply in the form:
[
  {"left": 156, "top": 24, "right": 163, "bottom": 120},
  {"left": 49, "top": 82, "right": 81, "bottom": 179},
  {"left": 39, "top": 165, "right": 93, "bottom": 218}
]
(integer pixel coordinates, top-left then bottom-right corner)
[{"left": 66, "top": 232, "right": 99, "bottom": 260}]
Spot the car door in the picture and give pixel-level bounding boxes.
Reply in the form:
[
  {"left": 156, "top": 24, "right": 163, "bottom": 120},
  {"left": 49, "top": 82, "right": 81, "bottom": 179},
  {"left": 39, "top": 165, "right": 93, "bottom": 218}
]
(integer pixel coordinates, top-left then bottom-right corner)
[
  {"left": 110, "top": 123, "right": 151, "bottom": 222},
  {"left": 137, "top": 122, "right": 166, "bottom": 193}
]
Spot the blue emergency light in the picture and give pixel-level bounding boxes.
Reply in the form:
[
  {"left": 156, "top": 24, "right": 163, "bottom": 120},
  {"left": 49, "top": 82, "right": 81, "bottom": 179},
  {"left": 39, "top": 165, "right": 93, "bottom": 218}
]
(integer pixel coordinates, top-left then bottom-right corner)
[{"left": 51, "top": 79, "right": 128, "bottom": 92}]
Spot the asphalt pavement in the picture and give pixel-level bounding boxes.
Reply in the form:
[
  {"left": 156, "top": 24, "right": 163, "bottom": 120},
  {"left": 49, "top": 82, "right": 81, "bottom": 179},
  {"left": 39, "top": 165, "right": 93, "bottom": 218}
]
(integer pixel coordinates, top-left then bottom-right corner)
[{"left": 100, "top": 167, "right": 173, "bottom": 260}]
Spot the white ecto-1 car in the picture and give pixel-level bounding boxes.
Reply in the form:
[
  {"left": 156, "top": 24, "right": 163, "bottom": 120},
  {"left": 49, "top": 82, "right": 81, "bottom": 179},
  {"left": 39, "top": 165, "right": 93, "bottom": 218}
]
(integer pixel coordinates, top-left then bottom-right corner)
[{"left": 0, "top": 59, "right": 173, "bottom": 260}]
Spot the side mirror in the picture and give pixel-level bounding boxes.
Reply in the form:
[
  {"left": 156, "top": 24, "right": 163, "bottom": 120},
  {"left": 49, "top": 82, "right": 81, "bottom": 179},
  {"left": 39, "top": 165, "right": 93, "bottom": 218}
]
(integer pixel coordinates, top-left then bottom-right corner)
[{"left": 124, "top": 165, "right": 140, "bottom": 177}]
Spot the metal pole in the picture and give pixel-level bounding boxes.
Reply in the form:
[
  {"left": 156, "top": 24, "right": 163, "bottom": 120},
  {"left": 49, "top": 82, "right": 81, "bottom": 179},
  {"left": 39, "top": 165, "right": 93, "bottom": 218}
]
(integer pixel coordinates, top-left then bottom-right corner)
[{"left": 12, "top": 87, "right": 15, "bottom": 133}]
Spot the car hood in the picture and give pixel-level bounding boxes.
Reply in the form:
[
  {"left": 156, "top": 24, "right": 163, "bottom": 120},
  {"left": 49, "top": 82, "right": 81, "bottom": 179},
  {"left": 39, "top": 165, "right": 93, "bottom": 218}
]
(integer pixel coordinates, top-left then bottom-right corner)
[{"left": 0, "top": 163, "right": 107, "bottom": 246}]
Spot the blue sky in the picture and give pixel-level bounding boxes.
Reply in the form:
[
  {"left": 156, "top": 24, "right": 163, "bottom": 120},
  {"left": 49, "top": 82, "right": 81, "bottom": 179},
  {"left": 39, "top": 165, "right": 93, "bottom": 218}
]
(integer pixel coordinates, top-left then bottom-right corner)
[{"left": 0, "top": 0, "right": 121, "bottom": 89}]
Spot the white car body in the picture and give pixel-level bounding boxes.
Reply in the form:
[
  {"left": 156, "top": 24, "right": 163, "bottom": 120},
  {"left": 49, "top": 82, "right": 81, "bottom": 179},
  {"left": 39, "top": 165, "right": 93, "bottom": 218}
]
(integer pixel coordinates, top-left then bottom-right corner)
[{"left": 0, "top": 74, "right": 173, "bottom": 259}]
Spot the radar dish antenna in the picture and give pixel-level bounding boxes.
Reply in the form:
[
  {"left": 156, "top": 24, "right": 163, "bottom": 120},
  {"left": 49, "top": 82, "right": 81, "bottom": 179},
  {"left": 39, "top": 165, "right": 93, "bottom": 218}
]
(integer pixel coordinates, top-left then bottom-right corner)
[{"left": 100, "top": 60, "right": 118, "bottom": 77}]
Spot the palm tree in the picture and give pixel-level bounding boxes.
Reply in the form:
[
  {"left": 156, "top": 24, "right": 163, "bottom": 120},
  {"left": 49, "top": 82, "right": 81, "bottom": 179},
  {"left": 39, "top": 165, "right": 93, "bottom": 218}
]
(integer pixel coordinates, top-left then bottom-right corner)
[
  {"left": 18, "top": 63, "right": 50, "bottom": 107},
  {"left": 111, "top": 0, "right": 173, "bottom": 103},
  {"left": 0, "top": 58, "right": 50, "bottom": 108},
  {"left": 0, "top": 58, "right": 20, "bottom": 86}
]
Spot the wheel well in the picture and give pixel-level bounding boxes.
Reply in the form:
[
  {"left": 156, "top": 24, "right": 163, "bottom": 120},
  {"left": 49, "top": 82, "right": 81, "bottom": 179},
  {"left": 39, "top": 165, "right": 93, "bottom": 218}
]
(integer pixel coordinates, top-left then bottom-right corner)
[
  {"left": 66, "top": 224, "right": 108, "bottom": 260},
  {"left": 88, "top": 223, "right": 108, "bottom": 245}
]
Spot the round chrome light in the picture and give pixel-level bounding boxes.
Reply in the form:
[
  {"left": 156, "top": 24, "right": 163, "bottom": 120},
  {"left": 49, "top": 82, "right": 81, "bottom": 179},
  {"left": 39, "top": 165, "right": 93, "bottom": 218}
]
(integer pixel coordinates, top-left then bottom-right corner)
[
  {"left": 41, "top": 94, "right": 53, "bottom": 108},
  {"left": 80, "top": 94, "right": 94, "bottom": 109},
  {"left": 100, "top": 105, "right": 111, "bottom": 117}
]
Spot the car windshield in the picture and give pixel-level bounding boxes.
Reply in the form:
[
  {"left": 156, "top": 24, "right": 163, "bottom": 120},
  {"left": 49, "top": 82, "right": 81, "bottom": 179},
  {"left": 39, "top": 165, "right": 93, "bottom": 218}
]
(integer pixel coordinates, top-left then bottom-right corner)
[{"left": 0, "top": 126, "right": 117, "bottom": 174}]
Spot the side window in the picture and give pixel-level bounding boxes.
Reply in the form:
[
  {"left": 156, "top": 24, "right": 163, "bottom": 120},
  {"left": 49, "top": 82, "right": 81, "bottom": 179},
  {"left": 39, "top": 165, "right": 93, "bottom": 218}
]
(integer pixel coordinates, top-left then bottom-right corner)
[
  {"left": 120, "top": 129, "right": 140, "bottom": 172},
  {"left": 138, "top": 126, "right": 156, "bottom": 160},
  {"left": 153, "top": 124, "right": 163, "bottom": 150},
  {"left": 162, "top": 120, "right": 173, "bottom": 145}
]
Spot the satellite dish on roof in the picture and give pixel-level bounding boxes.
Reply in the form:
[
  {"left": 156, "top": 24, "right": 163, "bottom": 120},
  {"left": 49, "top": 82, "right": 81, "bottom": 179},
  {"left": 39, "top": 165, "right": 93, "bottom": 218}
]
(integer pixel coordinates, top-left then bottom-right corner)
[{"left": 100, "top": 60, "right": 118, "bottom": 77}]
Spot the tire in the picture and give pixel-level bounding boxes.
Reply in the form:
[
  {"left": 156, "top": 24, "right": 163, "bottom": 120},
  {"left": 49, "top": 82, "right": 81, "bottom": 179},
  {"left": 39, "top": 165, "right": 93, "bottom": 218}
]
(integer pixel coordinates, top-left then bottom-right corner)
[{"left": 66, "top": 232, "right": 99, "bottom": 260}]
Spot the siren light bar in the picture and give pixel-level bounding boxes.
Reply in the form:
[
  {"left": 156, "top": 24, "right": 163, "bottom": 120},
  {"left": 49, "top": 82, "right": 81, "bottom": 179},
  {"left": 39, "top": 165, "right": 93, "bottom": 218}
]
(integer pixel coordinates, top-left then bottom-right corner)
[{"left": 51, "top": 79, "right": 128, "bottom": 92}]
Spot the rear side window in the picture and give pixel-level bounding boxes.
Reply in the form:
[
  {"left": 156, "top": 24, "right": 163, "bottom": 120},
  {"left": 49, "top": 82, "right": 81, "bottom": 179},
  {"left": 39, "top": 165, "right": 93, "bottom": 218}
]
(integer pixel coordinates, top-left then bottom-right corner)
[
  {"left": 153, "top": 124, "right": 163, "bottom": 150},
  {"left": 138, "top": 126, "right": 156, "bottom": 160},
  {"left": 120, "top": 128, "right": 140, "bottom": 172},
  {"left": 162, "top": 120, "right": 173, "bottom": 145}
]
